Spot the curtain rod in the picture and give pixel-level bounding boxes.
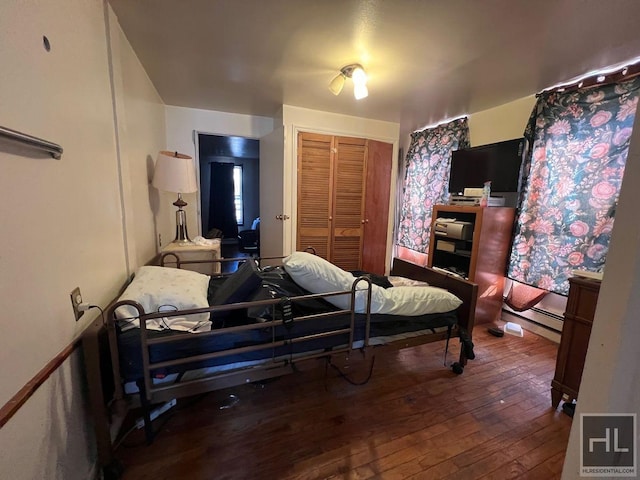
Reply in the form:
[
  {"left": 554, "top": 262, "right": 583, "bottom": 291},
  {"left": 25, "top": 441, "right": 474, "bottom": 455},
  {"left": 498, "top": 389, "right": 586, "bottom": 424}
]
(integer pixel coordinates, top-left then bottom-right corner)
[
  {"left": 538, "top": 62, "right": 640, "bottom": 97},
  {"left": 0, "top": 125, "right": 63, "bottom": 159}
]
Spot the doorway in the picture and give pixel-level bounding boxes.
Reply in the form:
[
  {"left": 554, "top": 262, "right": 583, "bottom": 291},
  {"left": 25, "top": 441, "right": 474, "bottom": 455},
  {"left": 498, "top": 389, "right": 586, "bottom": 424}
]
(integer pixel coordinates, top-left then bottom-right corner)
[{"left": 197, "top": 134, "right": 260, "bottom": 249}]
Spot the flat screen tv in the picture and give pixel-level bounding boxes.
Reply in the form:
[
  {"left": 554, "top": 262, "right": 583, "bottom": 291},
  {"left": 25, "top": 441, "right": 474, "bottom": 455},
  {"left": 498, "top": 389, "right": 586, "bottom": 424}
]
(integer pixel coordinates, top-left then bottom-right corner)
[{"left": 449, "top": 138, "right": 524, "bottom": 199}]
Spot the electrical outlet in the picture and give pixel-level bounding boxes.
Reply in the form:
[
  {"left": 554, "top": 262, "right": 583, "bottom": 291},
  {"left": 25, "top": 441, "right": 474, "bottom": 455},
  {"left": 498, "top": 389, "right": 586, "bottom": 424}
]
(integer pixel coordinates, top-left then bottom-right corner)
[{"left": 70, "top": 287, "right": 84, "bottom": 321}]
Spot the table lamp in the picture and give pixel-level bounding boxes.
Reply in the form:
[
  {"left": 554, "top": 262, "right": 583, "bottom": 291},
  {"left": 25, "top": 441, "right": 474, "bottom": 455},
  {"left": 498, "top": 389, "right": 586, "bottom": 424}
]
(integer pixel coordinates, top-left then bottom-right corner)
[{"left": 152, "top": 150, "right": 198, "bottom": 245}]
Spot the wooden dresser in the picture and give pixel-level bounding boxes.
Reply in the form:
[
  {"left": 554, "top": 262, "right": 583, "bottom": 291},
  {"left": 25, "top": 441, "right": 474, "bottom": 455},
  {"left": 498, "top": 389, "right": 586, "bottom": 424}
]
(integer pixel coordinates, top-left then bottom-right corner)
[{"left": 551, "top": 276, "right": 601, "bottom": 409}]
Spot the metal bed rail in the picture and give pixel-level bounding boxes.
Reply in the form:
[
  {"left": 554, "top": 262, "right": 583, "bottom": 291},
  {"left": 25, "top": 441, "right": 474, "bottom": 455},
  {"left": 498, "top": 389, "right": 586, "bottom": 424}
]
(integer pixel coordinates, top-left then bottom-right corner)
[{"left": 106, "top": 276, "right": 374, "bottom": 402}]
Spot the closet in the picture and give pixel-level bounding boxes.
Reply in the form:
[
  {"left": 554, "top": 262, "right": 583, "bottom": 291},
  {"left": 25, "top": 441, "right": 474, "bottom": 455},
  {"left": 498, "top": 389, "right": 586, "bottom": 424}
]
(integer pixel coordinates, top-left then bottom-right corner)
[{"left": 296, "top": 132, "right": 392, "bottom": 274}]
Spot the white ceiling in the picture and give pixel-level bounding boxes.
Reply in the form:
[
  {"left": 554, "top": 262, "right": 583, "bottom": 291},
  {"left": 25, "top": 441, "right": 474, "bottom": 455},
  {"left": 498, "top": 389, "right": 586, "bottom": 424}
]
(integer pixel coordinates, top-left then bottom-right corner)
[{"left": 109, "top": 0, "right": 640, "bottom": 132}]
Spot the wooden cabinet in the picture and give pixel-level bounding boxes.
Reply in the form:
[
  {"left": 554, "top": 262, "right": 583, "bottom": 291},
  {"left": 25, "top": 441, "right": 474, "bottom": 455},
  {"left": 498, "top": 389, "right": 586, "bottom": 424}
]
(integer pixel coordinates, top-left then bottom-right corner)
[
  {"left": 551, "top": 276, "right": 600, "bottom": 409},
  {"left": 428, "top": 204, "right": 515, "bottom": 325},
  {"left": 296, "top": 132, "right": 392, "bottom": 273}
]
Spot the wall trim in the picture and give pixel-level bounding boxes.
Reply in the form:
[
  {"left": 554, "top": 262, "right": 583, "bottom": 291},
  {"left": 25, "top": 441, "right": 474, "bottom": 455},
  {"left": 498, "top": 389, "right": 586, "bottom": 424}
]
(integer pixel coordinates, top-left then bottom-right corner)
[{"left": 0, "top": 339, "right": 80, "bottom": 429}]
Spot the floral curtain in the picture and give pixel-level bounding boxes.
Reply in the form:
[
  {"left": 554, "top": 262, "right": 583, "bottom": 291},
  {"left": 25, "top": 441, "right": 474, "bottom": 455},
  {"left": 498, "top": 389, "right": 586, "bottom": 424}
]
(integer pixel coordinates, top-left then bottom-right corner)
[
  {"left": 396, "top": 118, "right": 470, "bottom": 255},
  {"left": 508, "top": 77, "right": 640, "bottom": 295}
]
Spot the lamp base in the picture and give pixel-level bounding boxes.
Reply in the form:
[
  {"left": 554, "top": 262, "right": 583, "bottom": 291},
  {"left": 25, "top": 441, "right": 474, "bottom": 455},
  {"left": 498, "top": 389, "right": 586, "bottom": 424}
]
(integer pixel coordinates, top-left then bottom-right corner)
[{"left": 174, "top": 203, "right": 191, "bottom": 244}]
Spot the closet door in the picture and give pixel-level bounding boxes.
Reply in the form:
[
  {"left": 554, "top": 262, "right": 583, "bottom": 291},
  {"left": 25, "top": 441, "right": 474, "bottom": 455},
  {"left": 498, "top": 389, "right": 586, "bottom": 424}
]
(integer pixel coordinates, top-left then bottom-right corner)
[
  {"left": 297, "top": 132, "right": 333, "bottom": 259},
  {"left": 362, "top": 140, "right": 393, "bottom": 274},
  {"left": 331, "top": 136, "right": 367, "bottom": 271}
]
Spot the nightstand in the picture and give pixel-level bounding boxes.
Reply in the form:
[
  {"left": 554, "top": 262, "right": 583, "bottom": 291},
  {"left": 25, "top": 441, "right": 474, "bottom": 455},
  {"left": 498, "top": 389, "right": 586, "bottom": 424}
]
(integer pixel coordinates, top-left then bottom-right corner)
[{"left": 161, "top": 241, "right": 221, "bottom": 275}]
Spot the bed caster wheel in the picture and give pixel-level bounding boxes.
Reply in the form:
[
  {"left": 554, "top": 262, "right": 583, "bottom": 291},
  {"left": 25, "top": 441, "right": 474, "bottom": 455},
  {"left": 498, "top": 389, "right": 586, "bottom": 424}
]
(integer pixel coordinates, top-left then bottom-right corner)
[{"left": 452, "top": 362, "right": 464, "bottom": 375}]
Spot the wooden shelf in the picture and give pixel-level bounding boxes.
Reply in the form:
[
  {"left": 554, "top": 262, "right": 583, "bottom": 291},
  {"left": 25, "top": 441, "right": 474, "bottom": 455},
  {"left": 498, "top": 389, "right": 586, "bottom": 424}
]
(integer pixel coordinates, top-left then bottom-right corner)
[{"left": 428, "top": 205, "right": 515, "bottom": 326}]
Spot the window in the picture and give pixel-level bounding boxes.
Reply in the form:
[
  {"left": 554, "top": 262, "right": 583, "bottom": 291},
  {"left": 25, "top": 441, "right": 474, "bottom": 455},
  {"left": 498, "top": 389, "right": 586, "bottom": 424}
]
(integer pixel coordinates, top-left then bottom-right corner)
[{"left": 233, "top": 165, "right": 244, "bottom": 225}]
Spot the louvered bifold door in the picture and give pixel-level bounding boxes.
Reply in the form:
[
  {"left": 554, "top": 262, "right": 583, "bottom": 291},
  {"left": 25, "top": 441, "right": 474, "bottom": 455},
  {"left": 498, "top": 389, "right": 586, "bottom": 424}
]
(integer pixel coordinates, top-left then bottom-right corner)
[
  {"left": 297, "top": 132, "right": 333, "bottom": 260},
  {"left": 331, "top": 136, "right": 367, "bottom": 271}
]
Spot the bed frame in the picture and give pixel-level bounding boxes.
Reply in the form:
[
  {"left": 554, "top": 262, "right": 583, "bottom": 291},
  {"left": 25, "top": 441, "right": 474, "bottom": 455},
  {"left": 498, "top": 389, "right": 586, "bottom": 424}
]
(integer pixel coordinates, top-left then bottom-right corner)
[
  {"left": 82, "top": 256, "right": 477, "bottom": 479},
  {"left": 384, "top": 258, "right": 477, "bottom": 358}
]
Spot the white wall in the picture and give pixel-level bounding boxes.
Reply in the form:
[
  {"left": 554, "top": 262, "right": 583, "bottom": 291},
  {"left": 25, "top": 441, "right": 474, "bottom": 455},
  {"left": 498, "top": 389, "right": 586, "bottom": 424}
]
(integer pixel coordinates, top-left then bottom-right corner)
[
  {"left": 468, "top": 96, "right": 536, "bottom": 146},
  {"left": 282, "top": 105, "right": 401, "bottom": 262},
  {"left": 108, "top": 8, "right": 167, "bottom": 272},
  {"left": 163, "top": 105, "right": 274, "bottom": 247},
  {"left": 0, "top": 1, "right": 166, "bottom": 478}
]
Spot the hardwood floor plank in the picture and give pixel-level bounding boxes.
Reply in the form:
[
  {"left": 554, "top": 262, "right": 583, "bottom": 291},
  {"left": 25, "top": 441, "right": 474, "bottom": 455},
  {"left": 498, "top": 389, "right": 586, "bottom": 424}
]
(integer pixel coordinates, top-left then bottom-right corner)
[
  {"left": 117, "top": 328, "right": 572, "bottom": 480},
  {"left": 476, "top": 460, "right": 530, "bottom": 480}
]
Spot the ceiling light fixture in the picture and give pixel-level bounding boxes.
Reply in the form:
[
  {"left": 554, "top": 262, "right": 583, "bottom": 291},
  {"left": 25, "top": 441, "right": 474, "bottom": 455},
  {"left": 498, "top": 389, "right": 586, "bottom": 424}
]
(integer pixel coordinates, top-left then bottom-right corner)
[{"left": 329, "top": 64, "right": 368, "bottom": 99}]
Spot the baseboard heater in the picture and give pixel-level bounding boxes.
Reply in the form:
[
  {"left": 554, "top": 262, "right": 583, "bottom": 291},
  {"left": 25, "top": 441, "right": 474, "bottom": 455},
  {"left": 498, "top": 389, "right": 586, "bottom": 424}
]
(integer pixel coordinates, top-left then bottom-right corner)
[
  {"left": 502, "top": 302, "right": 564, "bottom": 334},
  {"left": 530, "top": 306, "right": 564, "bottom": 322}
]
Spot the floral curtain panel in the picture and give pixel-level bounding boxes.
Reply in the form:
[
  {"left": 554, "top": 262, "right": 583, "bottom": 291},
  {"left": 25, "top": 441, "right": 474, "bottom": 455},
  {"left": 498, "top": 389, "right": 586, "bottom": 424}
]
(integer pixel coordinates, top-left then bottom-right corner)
[
  {"left": 508, "top": 77, "right": 640, "bottom": 295},
  {"left": 397, "top": 118, "right": 470, "bottom": 255}
]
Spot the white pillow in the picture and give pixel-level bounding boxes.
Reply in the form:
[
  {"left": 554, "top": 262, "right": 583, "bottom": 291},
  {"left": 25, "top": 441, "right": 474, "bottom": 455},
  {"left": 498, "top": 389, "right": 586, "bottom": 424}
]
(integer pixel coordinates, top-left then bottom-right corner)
[
  {"left": 114, "top": 266, "right": 211, "bottom": 332},
  {"left": 282, "top": 252, "right": 388, "bottom": 313},
  {"left": 283, "top": 252, "right": 462, "bottom": 316},
  {"left": 387, "top": 275, "right": 430, "bottom": 287},
  {"left": 382, "top": 286, "right": 462, "bottom": 315}
]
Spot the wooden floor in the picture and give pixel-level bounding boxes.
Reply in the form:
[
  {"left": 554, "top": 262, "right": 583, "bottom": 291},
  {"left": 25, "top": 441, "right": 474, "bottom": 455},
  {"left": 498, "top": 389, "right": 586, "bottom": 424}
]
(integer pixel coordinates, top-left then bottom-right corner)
[{"left": 115, "top": 327, "right": 572, "bottom": 480}]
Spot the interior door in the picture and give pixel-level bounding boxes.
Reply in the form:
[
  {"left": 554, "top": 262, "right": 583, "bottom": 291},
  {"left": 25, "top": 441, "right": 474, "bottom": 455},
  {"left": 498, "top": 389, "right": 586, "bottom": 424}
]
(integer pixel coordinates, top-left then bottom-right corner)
[{"left": 259, "top": 125, "right": 285, "bottom": 259}]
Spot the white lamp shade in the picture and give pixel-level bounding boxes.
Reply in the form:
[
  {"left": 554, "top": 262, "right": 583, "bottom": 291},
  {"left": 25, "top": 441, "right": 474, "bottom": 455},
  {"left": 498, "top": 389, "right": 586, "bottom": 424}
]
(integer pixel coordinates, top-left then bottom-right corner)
[
  {"left": 354, "top": 83, "right": 369, "bottom": 100},
  {"left": 351, "top": 67, "right": 367, "bottom": 85},
  {"left": 352, "top": 67, "right": 368, "bottom": 99},
  {"left": 152, "top": 151, "right": 198, "bottom": 193},
  {"left": 329, "top": 74, "right": 345, "bottom": 95}
]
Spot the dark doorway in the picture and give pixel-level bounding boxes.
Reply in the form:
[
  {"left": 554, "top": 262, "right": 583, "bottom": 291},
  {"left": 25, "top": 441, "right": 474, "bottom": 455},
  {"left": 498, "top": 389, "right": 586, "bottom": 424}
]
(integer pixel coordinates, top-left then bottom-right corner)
[{"left": 198, "top": 134, "right": 260, "bottom": 244}]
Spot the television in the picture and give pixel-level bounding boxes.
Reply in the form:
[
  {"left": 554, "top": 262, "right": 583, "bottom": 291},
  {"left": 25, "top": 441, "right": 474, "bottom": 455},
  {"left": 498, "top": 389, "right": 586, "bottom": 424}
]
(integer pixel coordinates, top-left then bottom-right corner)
[{"left": 449, "top": 138, "right": 524, "bottom": 206}]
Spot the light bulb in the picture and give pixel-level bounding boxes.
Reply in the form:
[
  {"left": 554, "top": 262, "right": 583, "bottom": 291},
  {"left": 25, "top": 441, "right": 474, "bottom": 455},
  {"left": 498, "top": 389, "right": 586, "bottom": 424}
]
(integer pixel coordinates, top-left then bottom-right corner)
[
  {"left": 354, "top": 83, "right": 368, "bottom": 100},
  {"left": 351, "top": 67, "right": 368, "bottom": 99},
  {"left": 351, "top": 67, "right": 367, "bottom": 85}
]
